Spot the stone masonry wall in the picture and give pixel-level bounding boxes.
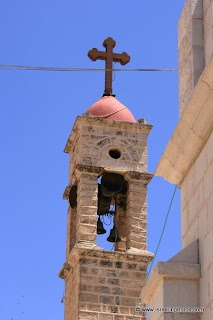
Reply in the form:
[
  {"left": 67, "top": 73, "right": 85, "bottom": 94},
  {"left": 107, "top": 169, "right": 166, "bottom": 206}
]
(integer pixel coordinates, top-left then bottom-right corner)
[
  {"left": 126, "top": 180, "right": 147, "bottom": 251},
  {"left": 180, "top": 130, "right": 213, "bottom": 319},
  {"left": 64, "top": 116, "right": 153, "bottom": 253},
  {"left": 64, "top": 264, "right": 80, "bottom": 320},
  {"left": 67, "top": 117, "right": 152, "bottom": 181},
  {"left": 114, "top": 194, "right": 127, "bottom": 252},
  {"left": 178, "top": 0, "right": 205, "bottom": 116},
  {"left": 61, "top": 115, "right": 154, "bottom": 320},
  {"left": 179, "top": 0, "right": 213, "bottom": 116},
  {"left": 203, "top": 0, "right": 213, "bottom": 65},
  {"left": 64, "top": 249, "right": 150, "bottom": 320},
  {"left": 76, "top": 172, "right": 98, "bottom": 246}
]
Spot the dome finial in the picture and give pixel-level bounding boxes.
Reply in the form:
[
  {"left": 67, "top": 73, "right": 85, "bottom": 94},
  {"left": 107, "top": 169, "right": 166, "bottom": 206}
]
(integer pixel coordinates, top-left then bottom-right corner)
[{"left": 88, "top": 37, "right": 130, "bottom": 97}]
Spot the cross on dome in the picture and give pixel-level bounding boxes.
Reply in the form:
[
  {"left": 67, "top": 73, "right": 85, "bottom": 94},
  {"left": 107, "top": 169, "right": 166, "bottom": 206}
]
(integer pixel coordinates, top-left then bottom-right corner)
[{"left": 88, "top": 37, "right": 130, "bottom": 96}]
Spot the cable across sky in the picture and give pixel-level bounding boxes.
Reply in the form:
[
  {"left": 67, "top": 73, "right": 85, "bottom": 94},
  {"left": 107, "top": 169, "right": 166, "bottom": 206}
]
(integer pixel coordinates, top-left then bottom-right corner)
[{"left": 0, "top": 64, "right": 178, "bottom": 72}]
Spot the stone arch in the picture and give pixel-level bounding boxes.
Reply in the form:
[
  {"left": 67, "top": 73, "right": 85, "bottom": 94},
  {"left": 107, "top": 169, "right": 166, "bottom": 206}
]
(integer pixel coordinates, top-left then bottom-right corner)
[{"left": 92, "top": 137, "right": 139, "bottom": 162}]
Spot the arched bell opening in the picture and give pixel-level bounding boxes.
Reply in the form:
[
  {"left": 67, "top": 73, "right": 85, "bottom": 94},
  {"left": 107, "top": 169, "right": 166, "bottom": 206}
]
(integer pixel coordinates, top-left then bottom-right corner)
[
  {"left": 96, "top": 172, "right": 127, "bottom": 252},
  {"left": 67, "top": 184, "right": 78, "bottom": 255}
]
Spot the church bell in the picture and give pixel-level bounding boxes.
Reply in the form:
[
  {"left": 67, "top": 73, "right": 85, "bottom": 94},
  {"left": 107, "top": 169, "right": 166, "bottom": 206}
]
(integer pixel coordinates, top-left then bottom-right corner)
[
  {"left": 98, "top": 173, "right": 124, "bottom": 215},
  {"left": 107, "top": 225, "right": 121, "bottom": 242},
  {"left": 101, "top": 173, "right": 124, "bottom": 197},
  {"left": 97, "top": 216, "right": 106, "bottom": 235}
]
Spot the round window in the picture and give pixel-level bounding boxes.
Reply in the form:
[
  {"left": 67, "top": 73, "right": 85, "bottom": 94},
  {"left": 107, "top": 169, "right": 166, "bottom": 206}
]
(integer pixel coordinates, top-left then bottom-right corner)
[{"left": 109, "top": 149, "right": 121, "bottom": 159}]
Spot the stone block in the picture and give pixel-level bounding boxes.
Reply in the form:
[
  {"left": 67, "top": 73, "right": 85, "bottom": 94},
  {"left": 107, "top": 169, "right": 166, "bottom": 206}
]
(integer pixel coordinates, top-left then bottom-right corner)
[
  {"left": 182, "top": 217, "right": 199, "bottom": 248},
  {"left": 119, "top": 307, "right": 130, "bottom": 314},
  {"left": 164, "top": 279, "right": 199, "bottom": 307},
  {"left": 79, "top": 312, "right": 98, "bottom": 320},
  {"left": 95, "top": 286, "right": 111, "bottom": 294},
  {"left": 204, "top": 161, "right": 213, "bottom": 201},
  {"left": 194, "top": 148, "right": 207, "bottom": 188},
  {"left": 129, "top": 272, "right": 146, "bottom": 280},
  {"left": 203, "top": 0, "right": 212, "bottom": 17},
  {"left": 209, "top": 262, "right": 213, "bottom": 302},
  {"left": 115, "top": 261, "right": 124, "bottom": 269},
  {"left": 203, "top": 229, "right": 213, "bottom": 272},
  {"left": 96, "top": 277, "right": 105, "bottom": 284},
  {"left": 81, "top": 199, "right": 98, "bottom": 207},
  {"left": 206, "top": 130, "right": 213, "bottom": 167},
  {"left": 181, "top": 205, "right": 189, "bottom": 239},
  {"left": 78, "top": 206, "right": 98, "bottom": 216},
  {"left": 99, "top": 295, "right": 114, "bottom": 305},
  {"left": 127, "top": 240, "right": 146, "bottom": 251},
  {"left": 79, "top": 303, "right": 87, "bottom": 311},
  {"left": 169, "top": 239, "right": 199, "bottom": 264},
  {"left": 193, "top": 45, "right": 205, "bottom": 86},
  {"left": 99, "top": 260, "right": 113, "bottom": 268},
  {"left": 77, "top": 224, "right": 97, "bottom": 235},
  {"left": 126, "top": 289, "right": 142, "bottom": 297},
  {"left": 79, "top": 190, "right": 98, "bottom": 199},
  {"left": 98, "top": 315, "right": 113, "bottom": 320},
  {"left": 203, "top": 4, "right": 213, "bottom": 64},
  {"left": 178, "top": 0, "right": 192, "bottom": 48},
  {"left": 120, "top": 296, "right": 138, "bottom": 307},
  {"left": 121, "top": 279, "right": 143, "bottom": 288},
  {"left": 192, "top": 0, "right": 203, "bottom": 18},
  {"left": 179, "top": 77, "right": 194, "bottom": 116},
  {"left": 199, "top": 271, "right": 209, "bottom": 308},
  {"left": 207, "top": 191, "right": 213, "bottom": 233},
  {"left": 111, "top": 287, "right": 126, "bottom": 295},
  {"left": 204, "top": 34, "right": 213, "bottom": 65},
  {"left": 105, "top": 269, "right": 117, "bottom": 277},
  {"left": 188, "top": 188, "right": 202, "bottom": 224},
  {"left": 107, "top": 278, "right": 120, "bottom": 286},
  {"left": 114, "top": 316, "right": 125, "bottom": 320},
  {"left": 125, "top": 263, "right": 137, "bottom": 270},
  {"left": 117, "top": 270, "right": 129, "bottom": 278},
  {"left": 81, "top": 275, "right": 97, "bottom": 284},
  {"left": 178, "top": 23, "right": 192, "bottom": 67},
  {"left": 80, "top": 283, "right": 94, "bottom": 292},
  {"left": 198, "top": 204, "right": 208, "bottom": 240},
  {"left": 192, "top": 98, "right": 213, "bottom": 142},
  {"left": 90, "top": 267, "right": 105, "bottom": 276},
  {"left": 80, "top": 293, "right": 99, "bottom": 303},
  {"left": 77, "top": 233, "right": 96, "bottom": 242},
  {"left": 87, "top": 304, "right": 102, "bottom": 312},
  {"left": 107, "top": 306, "right": 119, "bottom": 314}
]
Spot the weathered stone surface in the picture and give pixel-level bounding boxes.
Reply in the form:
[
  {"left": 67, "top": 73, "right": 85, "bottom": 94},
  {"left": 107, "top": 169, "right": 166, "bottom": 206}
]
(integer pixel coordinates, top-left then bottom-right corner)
[
  {"left": 64, "top": 116, "right": 152, "bottom": 177},
  {"left": 141, "top": 252, "right": 201, "bottom": 320},
  {"left": 60, "top": 245, "right": 152, "bottom": 319},
  {"left": 155, "top": 59, "right": 213, "bottom": 185},
  {"left": 62, "top": 90, "right": 154, "bottom": 319},
  {"left": 178, "top": 0, "right": 205, "bottom": 115}
]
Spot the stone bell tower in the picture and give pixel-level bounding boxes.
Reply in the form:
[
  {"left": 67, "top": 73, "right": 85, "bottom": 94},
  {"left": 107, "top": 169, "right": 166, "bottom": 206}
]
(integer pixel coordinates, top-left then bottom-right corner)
[{"left": 59, "top": 37, "right": 154, "bottom": 320}]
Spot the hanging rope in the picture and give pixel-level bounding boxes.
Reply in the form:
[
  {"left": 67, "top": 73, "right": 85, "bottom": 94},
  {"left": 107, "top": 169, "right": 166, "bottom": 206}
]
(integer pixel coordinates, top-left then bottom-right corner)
[{"left": 131, "top": 184, "right": 178, "bottom": 320}]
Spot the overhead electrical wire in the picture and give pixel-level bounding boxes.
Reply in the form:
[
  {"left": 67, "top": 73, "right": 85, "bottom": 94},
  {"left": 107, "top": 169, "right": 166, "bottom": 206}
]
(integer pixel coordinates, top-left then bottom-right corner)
[{"left": 0, "top": 64, "right": 178, "bottom": 72}]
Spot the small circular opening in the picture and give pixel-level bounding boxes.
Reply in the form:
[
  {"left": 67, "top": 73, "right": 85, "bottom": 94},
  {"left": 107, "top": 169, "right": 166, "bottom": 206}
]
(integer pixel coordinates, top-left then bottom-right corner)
[{"left": 109, "top": 149, "right": 121, "bottom": 159}]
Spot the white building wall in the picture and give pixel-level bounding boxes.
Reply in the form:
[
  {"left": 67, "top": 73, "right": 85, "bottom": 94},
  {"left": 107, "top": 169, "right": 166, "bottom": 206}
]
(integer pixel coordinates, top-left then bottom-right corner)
[{"left": 181, "top": 130, "right": 213, "bottom": 318}]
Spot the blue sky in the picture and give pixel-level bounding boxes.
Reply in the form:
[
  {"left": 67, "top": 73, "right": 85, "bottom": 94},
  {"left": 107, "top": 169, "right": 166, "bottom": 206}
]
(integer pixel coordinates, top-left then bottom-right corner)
[{"left": 0, "top": 1, "right": 185, "bottom": 319}]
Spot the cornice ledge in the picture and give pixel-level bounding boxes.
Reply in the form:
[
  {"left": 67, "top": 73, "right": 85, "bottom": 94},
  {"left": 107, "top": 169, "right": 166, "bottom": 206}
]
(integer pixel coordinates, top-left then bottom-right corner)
[
  {"left": 141, "top": 261, "right": 201, "bottom": 303},
  {"left": 155, "top": 54, "right": 213, "bottom": 184},
  {"left": 58, "top": 245, "right": 154, "bottom": 279}
]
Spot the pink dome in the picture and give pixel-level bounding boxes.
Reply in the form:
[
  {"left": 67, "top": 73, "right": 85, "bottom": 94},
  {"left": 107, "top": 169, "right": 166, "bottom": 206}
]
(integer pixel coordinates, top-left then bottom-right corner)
[{"left": 86, "top": 96, "right": 136, "bottom": 123}]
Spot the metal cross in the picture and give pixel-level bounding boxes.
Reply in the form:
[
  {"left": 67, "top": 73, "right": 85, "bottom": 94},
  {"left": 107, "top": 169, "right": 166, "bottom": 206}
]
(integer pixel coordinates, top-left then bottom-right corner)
[{"left": 88, "top": 37, "right": 130, "bottom": 96}]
